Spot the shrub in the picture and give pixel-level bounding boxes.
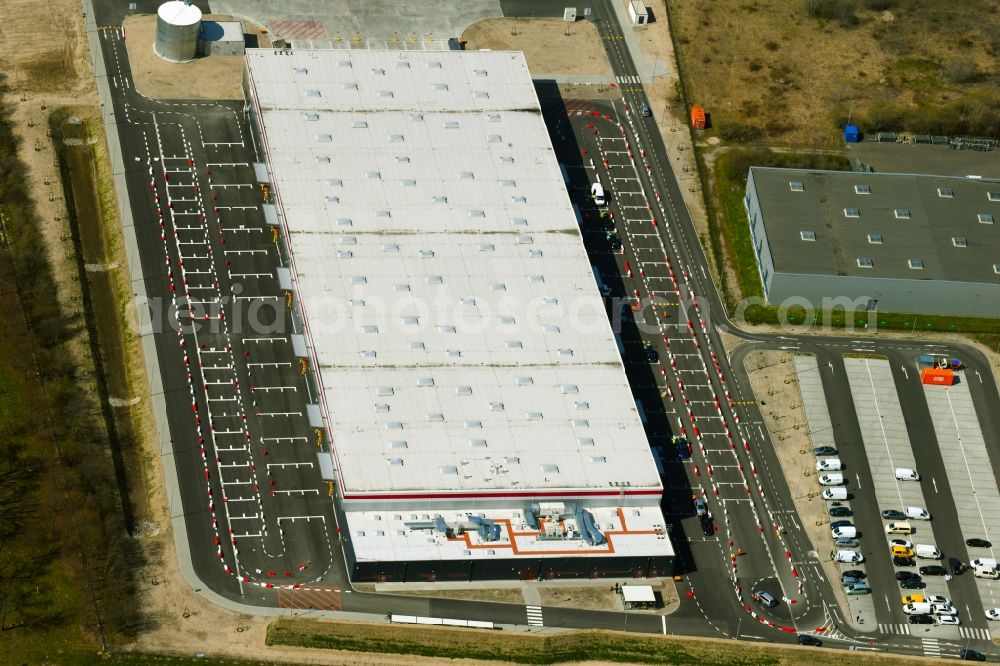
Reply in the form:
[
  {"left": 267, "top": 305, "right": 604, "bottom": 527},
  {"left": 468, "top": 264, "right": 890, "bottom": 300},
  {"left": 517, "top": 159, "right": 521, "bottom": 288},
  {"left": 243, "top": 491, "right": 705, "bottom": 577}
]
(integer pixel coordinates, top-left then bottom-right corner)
[{"left": 717, "top": 122, "right": 763, "bottom": 143}]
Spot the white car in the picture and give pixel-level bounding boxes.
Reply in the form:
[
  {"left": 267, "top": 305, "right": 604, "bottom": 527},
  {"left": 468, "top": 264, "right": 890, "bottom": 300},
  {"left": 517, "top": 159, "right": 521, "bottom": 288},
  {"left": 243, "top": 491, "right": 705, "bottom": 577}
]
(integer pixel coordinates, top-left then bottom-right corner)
[
  {"left": 888, "top": 538, "right": 914, "bottom": 550},
  {"left": 895, "top": 468, "right": 920, "bottom": 481},
  {"left": 984, "top": 608, "right": 1000, "bottom": 621},
  {"left": 835, "top": 550, "right": 864, "bottom": 564},
  {"left": 935, "top": 614, "right": 961, "bottom": 626},
  {"left": 926, "top": 595, "right": 951, "bottom": 606},
  {"left": 816, "top": 458, "right": 843, "bottom": 472},
  {"left": 819, "top": 474, "right": 845, "bottom": 486},
  {"left": 931, "top": 603, "right": 957, "bottom": 616}
]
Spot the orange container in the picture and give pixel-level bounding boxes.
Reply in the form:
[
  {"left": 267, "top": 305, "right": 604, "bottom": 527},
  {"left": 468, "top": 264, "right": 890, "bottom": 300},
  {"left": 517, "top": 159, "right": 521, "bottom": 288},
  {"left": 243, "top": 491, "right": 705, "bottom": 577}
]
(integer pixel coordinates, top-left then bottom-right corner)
[
  {"left": 690, "top": 106, "right": 706, "bottom": 129},
  {"left": 921, "top": 367, "right": 955, "bottom": 386}
]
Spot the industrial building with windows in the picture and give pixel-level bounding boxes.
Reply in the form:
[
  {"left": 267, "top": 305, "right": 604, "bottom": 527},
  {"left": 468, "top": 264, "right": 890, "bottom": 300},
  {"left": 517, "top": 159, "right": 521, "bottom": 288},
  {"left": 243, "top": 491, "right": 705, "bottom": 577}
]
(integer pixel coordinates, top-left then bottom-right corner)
[
  {"left": 745, "top": 167, "right": 1000, "bottom": 317},
  {"left": 243, "top": 48, "right": 673, "bottom": 582}
]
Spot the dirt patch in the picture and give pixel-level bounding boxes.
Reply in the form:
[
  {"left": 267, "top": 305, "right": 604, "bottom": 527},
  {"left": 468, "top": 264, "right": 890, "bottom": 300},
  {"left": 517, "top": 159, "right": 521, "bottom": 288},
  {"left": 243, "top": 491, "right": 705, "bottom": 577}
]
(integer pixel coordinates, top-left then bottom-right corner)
[
  {"left": 373, "top": 587, "right": 526, "bottom": 604},
  {"left": 123, "top": 14, "right": 251, "bottom": 100},
  {"left": 743, "top": 350, "right": 853, "bottom": 620},
  {"left": 462, "top": 18, "right": 613, "bottom": 78},
  {"left": 538, "top": 586, "right": 620, "bottom": 611}
]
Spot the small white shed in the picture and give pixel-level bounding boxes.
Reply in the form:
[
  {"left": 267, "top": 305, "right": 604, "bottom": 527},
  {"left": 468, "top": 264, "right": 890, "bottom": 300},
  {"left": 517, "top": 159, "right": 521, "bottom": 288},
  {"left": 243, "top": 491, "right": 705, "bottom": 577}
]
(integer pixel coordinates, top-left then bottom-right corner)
[{"left": 627, "top": 0, "right": 648, "bottom": 26}]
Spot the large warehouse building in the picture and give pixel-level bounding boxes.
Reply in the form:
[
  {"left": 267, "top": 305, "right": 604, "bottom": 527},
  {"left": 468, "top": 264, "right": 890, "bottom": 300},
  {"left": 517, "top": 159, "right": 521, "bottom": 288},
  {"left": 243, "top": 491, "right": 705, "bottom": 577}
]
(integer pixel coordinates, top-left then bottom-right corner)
[
  {"left": 243, "top": 49, "right": 673, "bottom": 582},
  {"left": 746, "top": 167, "right": 1000, "bottom": 317}
]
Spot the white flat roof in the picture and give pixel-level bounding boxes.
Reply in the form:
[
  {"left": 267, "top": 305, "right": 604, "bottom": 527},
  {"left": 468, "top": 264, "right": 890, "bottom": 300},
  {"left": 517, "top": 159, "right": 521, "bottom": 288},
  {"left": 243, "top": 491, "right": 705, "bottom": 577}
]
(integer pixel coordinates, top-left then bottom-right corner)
[
  {"left": 622, "top": 585, "right": 655, "bottom": 602},
  {"left": 246, "top": 49, "right": 659, "bottom": 497},
  {"left": 348, "top": 506, "right": 673, "bottom": 562}
]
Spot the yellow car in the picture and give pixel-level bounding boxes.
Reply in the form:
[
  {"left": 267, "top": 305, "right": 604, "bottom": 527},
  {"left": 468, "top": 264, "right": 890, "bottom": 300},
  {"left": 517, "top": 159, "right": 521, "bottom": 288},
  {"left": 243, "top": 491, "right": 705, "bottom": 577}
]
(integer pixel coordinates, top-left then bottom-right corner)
[
  {"left": 891, "top": 545, "right": 915, "bottom": 558},
  {"left": 901, "top": 594, "right": 925, "bottom": 605}
]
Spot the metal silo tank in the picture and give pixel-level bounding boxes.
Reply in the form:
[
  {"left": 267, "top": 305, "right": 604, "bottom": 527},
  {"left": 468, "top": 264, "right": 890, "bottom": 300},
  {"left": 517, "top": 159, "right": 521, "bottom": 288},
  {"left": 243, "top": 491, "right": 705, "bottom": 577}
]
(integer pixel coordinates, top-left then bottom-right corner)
[{"left": 154, "top": 0, "right": 202, "bottom": 63}]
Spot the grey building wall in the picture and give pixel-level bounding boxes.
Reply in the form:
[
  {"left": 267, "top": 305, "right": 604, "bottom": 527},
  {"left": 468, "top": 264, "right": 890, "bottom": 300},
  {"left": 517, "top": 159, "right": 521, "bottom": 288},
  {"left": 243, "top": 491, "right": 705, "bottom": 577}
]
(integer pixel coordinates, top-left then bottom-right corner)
[
  {"left": 767, "top": 272, "right": 1000, "bottom": 317},
  {"left": 745, "top": 169, "right": 776, "bottom": 300}
]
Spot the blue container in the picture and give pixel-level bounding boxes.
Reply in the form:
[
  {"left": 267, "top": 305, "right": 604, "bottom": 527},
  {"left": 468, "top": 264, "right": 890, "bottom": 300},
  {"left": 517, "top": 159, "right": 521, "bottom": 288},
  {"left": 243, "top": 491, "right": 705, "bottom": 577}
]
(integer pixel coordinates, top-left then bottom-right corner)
[{"left": 844, "top": 125, "right": 860, "bottom": 143}]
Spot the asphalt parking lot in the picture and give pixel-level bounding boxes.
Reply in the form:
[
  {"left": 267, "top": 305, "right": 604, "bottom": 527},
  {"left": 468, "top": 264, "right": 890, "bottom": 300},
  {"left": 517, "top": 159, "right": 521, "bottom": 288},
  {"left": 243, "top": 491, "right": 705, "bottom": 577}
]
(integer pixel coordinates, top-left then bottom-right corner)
[{"left": 795, "top": 352, "right": 999, "bottom": 644}]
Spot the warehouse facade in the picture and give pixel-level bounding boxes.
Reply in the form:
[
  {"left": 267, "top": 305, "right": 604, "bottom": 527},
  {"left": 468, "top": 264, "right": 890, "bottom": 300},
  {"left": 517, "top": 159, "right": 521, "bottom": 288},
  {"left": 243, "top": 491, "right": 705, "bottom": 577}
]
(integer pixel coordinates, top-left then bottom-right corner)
[
  {"left": 746, "top": 167, "right": 1000, "bottom": 317},
  {"left": 243, "top": 49, "right": 673, "bottom": 581}
]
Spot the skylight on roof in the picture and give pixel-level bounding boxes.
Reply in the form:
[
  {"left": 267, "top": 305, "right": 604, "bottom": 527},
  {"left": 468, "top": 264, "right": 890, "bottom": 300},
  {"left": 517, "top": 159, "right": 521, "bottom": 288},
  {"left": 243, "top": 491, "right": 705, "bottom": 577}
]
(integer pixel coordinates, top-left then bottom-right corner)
[
  {"left": 894, "top": 208, "right": 910, "bottom": 219},
  {"left": 989, "top": 192, "right": 1000, "bottom": 202},
  {"left": 868, "top": 233, "right": 883, "bottom": 244},
  {"left": 854, "top": 184, "right": 871, "bottom": 194},
  {"left": 789, "top": 181, "right": 804, "bottom": 192},
  {"left": 800, "top": 231, "right": 816, "bottom": 241},
  {"left": 857, "top": 257, "right": 873, "bottom": 268},
  {"left": 938, "top": 187, "right": 954, "bottom": 198},
  {"left": 844, "top": 208, "right": 860, "bottom": 218},
  {"left": 952, "top": 236, "right": 968, "bottom": 248},
  {"left": 979, "top": 213, "right": 994, "bottom": 224},
  {"left": 908, "top": 258, "right": 924, "bottom": 270}
]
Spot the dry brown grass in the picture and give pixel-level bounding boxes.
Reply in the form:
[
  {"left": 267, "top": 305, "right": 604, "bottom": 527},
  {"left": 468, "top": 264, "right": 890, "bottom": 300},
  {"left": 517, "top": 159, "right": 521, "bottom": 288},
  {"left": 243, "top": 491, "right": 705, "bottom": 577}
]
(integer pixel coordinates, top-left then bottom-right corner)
[{"left": 667, "top": 0, "right": 1000, "bottom": 145}]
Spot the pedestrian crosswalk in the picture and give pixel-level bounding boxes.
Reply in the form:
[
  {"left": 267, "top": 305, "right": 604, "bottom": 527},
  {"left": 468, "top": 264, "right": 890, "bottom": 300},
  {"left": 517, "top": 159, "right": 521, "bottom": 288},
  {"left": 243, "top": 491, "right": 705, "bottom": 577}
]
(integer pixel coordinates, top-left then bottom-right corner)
[
  {"left": 526, "top": 605, "right": 544, "bottom": 627},
  {"left": 960, "top": 626, "right": 992, "bottom": 640},
  {"left": 878, "top": 623, "right": 911, "bottom": 635},
  {"left": 921, "top": 637, "right": 940, "bottom": 658},
  {"left": 616, "top": 75, "right": 641, "bottom": 85}
]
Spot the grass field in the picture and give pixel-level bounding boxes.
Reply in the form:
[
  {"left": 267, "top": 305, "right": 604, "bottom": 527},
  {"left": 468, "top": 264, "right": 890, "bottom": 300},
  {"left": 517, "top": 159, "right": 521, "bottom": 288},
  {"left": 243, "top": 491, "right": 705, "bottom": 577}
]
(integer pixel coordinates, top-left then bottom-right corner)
[
  {"left": 666, "top": 0, "right": 1000, "bottom": 146},
  {"left": 264, "top": 617, "right": 942, "bottom": 666}
]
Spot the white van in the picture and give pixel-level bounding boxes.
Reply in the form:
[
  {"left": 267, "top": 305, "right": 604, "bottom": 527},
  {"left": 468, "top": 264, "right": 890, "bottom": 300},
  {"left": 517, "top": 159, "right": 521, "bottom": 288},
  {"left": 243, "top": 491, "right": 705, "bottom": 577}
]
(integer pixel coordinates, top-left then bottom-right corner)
[
  {"left": 915, "top": 544, "right": 942, "bottom": 559},
  {"left": 591, "top": 182, "right": 606, "bottom": 207},
  {"left": 972, "top": 558, "right": 998, "bottom": 569},
  {"left": 885, "top": 522, "right": 914, "bottom": 535},
  {"left": 974, "top": 566, "right": 1000, "bottom": 580},
  {"left": 905, "top": 507, "right": 931, "bottom": 521},
  {"left": 895, "top": 468, "right": 920, "bottom": 481},
  {"left": 832, "top": 526, "right": 857, "bottom": 539},
  {"left": 822, "top": 488, "right": 848, "bottom": 501},
  {"left": 818, "top": 474, "right": 845, "bottom": 486},
  {"left": 903, "top": 602, "right": 932, "bottom": 615}
]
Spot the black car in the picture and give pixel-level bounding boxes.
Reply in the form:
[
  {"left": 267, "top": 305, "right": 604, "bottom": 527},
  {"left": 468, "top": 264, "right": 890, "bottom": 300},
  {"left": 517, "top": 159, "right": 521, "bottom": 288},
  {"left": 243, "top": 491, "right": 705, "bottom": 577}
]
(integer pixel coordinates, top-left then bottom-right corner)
[
  {"left": 881, "top": 509, "right": 906, "bottom": 520},
  {"left": 643, "top": 344, "right": 659, "bottom": 364},
  {"left": 919, "top": 565, "right": 948, "bottom": 576},
  {"left": 828, "top": 506, "right": 852, "bottom": 517},
  {"left": 949, "top": 557, "right": 967, "bottom": 575},
  {"left": 841, "top": 570, "right": 866, "bottom": 581},
  {"left": 607, "top": 235, "right": 622, "bottom": 251},
  {"left": 900, "top": 579, "right": 925, "bottom": 590},
  {"left": 895, "top": 571, "right": 921, "bottom": 582},
  {"left": 701, "top": 515, "right": 715, "bottom": 536},
  {"left": 830, "top": 519, "right": 853, "bottom": 530},
  {"left": 966, "top": 538, "right": 992, "bottom": 548},
  {"left": 908, "top": 614, "right": 935, "bottom": 625},
  {"left": 813, "top": 446, "right": 837, "bottom": 456},
  {"left": 893, "top": 556, "right": 916, "bottom": 567},
  {"left": 797, "top": 635, "right": 822, "bottom": 647},
  {"left": 960, "top": 648, "right": 986, "bottom": 661}
]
